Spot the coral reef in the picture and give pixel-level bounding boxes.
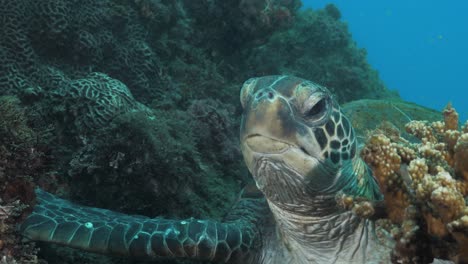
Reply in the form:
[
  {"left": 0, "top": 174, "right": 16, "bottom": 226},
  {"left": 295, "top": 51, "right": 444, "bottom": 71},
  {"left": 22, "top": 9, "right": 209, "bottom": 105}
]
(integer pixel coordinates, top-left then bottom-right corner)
[
  {"left": 0, "top": 1, "right": 400, "bottom": 263},
  {"left": 67, "top": 107, "right": 241, "bottom": 219},
  {"left": 244, "top": 5, "right": 397, "bottom": 102},
  {"left": 188, "top": 99, "right": 242, "bottom": 176},
  {"left": 0, "top": 96, "right": 48, "bottom": 263},
  {"left": 54, "top": 72, "right": 152, "bottom": 132},
  {"left": 361, "top": 104, "right": 468, "bottom": 263},
  {"left": 0, "top": 0, "right": 394, "bottom": 108}
]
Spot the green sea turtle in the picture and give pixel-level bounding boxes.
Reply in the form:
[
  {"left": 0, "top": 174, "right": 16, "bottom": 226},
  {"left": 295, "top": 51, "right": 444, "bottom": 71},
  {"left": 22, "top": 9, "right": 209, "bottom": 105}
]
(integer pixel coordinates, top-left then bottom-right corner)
[{"left": 20, "top": 76, "right": 443, "bottom": 263}]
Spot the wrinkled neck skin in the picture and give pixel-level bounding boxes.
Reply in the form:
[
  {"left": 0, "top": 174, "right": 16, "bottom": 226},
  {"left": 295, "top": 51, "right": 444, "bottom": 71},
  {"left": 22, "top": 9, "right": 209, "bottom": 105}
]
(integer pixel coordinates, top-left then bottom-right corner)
[{"left": 255, "top": 158, "right": 391, "bottom": 264}]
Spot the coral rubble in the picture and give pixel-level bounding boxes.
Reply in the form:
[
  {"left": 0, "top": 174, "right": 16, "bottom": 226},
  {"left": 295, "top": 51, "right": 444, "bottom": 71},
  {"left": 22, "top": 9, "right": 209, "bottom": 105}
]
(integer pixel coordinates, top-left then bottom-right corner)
[{"left": 361, "top": 104, "right": 468, "bottom": 263}]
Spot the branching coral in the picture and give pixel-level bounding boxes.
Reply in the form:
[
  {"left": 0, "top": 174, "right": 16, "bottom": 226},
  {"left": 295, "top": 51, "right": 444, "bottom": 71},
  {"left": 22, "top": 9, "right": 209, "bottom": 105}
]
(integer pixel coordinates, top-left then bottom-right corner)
[
  {"left": 361, "top": 104, "right": 468, "bottom": 263},
  {"left": 361, "top": 133, "right": 410, "bottom": 223}
]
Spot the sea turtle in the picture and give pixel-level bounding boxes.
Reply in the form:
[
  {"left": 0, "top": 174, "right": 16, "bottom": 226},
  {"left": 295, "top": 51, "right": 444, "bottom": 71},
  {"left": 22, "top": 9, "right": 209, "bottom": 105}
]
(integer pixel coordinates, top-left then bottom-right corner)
[{"left": 19, "top": 76, "right": 442, "bottom": 263}]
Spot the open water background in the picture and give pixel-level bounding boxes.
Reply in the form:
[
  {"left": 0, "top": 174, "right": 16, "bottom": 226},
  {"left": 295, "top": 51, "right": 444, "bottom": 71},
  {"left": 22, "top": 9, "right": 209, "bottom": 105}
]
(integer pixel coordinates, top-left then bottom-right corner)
[{"left": 303, "top": 0, "right": 468, "bottom": 121}]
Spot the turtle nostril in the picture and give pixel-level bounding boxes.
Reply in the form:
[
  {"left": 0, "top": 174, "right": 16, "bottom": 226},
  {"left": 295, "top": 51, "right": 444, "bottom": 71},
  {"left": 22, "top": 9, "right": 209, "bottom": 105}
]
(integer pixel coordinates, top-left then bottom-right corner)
[{"left": 255, "top": 90, "right": 275, "bottom": 100}]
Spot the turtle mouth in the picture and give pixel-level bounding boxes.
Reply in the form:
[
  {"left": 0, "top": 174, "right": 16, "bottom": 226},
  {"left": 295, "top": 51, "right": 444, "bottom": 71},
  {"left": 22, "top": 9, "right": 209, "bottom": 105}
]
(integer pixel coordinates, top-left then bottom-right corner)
[
  {"left": 244, "top": 134, "right": 310, "bottom": 156},
  {"left": 244, "top": 134, "right": 291, "bottom": 154}
]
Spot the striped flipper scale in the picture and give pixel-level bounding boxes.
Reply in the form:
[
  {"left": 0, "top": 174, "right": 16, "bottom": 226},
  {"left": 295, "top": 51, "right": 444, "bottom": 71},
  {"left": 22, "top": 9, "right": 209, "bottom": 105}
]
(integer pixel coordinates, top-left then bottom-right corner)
[{"left": 21, "top": 188, "right": 266, "bottom": 263}]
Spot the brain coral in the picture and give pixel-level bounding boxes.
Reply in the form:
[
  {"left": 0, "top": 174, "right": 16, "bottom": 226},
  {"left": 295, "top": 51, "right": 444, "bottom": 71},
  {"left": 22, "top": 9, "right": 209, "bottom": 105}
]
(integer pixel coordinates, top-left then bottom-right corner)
[{"left": 54, "top": 72, "right": 152, "bottom": 131}]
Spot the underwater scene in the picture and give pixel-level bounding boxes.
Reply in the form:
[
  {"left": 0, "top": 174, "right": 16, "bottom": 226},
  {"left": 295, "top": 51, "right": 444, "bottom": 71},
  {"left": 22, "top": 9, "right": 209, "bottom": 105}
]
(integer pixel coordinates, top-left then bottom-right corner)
[
  {"left": 0, "top": 0, "right": 466, "bottom": 264},
  {"left": 304, "top": 0, "right": 468, "bottom": 121}
]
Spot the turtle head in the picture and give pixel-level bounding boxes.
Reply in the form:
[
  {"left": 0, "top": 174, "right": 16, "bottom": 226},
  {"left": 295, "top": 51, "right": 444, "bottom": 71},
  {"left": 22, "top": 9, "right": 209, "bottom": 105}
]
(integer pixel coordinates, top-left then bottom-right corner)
[{"left": 240, "top": 76, "right": 377, "bottom": 211}]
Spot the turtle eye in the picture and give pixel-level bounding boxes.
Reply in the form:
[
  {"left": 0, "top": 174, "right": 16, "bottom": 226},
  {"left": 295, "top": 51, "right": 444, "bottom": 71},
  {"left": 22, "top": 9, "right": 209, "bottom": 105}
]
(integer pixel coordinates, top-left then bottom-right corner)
[{"left": 304, "top": 97, "right": 329, "bottom": 119}]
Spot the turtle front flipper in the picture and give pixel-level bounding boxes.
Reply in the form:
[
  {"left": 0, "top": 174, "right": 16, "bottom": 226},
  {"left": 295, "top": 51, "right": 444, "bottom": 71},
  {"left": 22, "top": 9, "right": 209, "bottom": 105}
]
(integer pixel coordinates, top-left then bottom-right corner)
[{"left": 21, "top": 188, "right": 267, "bottom": 263}]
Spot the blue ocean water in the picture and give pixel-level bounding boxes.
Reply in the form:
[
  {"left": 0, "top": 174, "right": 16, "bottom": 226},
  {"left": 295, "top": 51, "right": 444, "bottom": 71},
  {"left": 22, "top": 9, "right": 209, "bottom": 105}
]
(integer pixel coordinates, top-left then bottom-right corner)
[{"left": 302, "top": 0, "right": 468, "bottom": 122}]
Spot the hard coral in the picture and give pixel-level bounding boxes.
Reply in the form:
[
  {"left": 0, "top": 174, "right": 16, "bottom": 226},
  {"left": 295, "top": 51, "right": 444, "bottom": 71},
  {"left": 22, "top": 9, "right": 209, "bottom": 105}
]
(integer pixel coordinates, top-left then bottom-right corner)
[
  {"left": 0, "top": 96, "right": 48, "bottom": 263},
  {"left": 361, "top": 133, "right": 411, "bottom": 223},
  {"left": 0, "top": 0, "right": 166, "bottom": 103},
  {"left": 188, "top": 99, "right": 240, "bottom": 165},
  {"left": 362, "top": 104, "right": 468, "bottom": 263},
  {"left": 54, "top": 72, "right": 152, "bottom": 132},
  {"left": 245, "top": 7, "right": 393, "bottom": 102},
  {"left": 454, "top": 133, "right": 468, "bottom": 182},
  {"left": 67, "top": 108, "right": 240, "bottom": 220}
]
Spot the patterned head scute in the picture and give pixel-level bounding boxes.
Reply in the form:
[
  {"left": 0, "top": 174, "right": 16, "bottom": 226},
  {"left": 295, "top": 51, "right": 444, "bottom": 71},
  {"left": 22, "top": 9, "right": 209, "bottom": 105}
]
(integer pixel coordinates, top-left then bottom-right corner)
[
  {"left": 240, "top": 76, "right": 358, "bottom": 206},
  {"left": 319, "top": 106, "right": 357, "bottom": 164}
]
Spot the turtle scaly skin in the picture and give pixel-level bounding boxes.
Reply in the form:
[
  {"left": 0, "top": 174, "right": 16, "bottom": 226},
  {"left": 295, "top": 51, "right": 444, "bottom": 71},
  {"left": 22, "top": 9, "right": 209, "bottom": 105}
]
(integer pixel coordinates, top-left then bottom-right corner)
[
  {"left": 21, "top": 76, "right": 393, "bottom": 263},
  {"left": 21, "top": 188, "right": 270, "bottom": 263},
  {"left": 240, "top": 76, "right": 388, "bottom": 263}
]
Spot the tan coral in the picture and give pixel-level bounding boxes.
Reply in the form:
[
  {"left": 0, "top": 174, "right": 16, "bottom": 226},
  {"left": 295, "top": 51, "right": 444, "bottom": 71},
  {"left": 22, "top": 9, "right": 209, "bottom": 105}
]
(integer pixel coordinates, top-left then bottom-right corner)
[
  {"left": 395, "top": 144, "right": 417, "bottom": 164},
  {"left": 412, "top": 166, "right": 464, "bottom": 231},
  {"left": 336, "top": 194, "right": 354, "bottom": 210},
  {"left": 443, "top": 102, "right": 459, "bottom": 131},
  {"left": 444, "top": 130, "right": 460, "bottom": 167},
  {"left": 417, "top": 142, "right": 451, "bottom": 174},
  {"left": 447, "top": 213, "right": 468, "bottom": 263},
  {"left": 405, "top": 120, "right": 437, "bottom": 143},
  {"left": 361, "top": 133, "right": 410, "bottom": 223},
  {"left": 456, "top": 181, "right": 468, "bottom": 197},
  {"left": 454, "top": 133, "right": 468, "bottom": 182},
  {"left": 429, "top": 172, "right": 465, "bottom": 222},
  {"left": 444, "top": 130, "right": 460, "bottom": 153},
  {"left": 463, "top": 121, "right": 468, "bottom": 133},
  {"left": 408, "top": 158, "right": 428, "bottom": 186},
  {"left": 362, "top": 104, "right": 468, "bottom": 261},
  {"left": 431, "top": 120, "right": 446, "bottom": 135},
  {"left": 362, "top": 134, "right": 401, "bottom": 182},
  {"left": 352, "top": 201, "right": 375, "bottom": 219}
]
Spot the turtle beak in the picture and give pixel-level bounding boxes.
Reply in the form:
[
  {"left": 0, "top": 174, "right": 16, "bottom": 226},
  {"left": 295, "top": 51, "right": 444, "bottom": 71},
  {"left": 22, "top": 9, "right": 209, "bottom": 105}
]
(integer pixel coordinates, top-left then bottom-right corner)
[
  {"left": 240, "top": 87, "right": 311, "bottom": 178},
  {"left": 240, "top": 88, "right": 298, "bottom": 153}
]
